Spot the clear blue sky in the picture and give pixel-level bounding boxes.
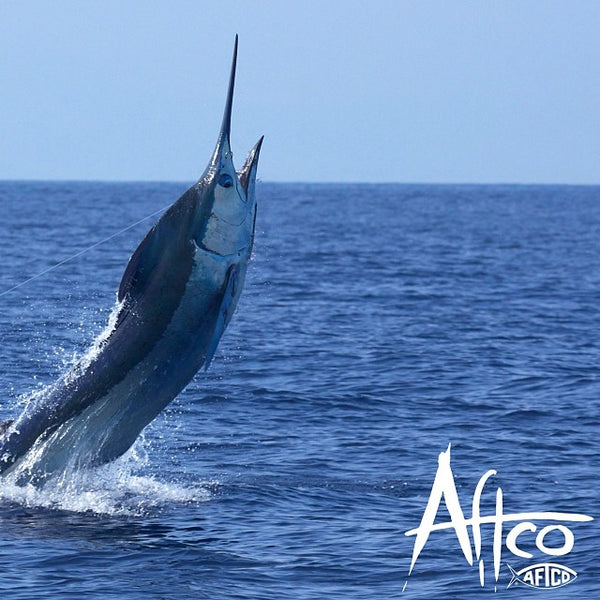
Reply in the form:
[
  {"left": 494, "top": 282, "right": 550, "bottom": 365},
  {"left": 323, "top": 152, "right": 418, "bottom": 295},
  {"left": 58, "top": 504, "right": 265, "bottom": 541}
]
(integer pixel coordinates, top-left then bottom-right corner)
[{"left": 0, "top": 1, "right": 598, "bottom": 183}]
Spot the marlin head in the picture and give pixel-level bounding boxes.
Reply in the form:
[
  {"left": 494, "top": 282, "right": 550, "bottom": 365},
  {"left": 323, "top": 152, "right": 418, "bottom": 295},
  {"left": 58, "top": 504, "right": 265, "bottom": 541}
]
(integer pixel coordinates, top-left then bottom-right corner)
[{"left": 197, "top": 35, "right": 263, "bottom": 258}]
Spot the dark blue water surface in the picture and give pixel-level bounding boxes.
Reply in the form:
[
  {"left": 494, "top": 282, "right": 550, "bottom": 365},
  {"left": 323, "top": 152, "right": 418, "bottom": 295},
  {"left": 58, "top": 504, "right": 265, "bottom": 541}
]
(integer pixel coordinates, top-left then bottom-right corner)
[{"left": 0, "top": 182, "right": 598, "bottom": 598}]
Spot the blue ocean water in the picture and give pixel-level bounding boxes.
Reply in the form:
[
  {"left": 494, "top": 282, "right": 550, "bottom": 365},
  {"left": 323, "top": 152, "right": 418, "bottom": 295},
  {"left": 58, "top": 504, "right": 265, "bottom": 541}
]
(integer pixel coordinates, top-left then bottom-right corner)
[{"left": 0, "top": 181, "right": 598, "bottom": 598}]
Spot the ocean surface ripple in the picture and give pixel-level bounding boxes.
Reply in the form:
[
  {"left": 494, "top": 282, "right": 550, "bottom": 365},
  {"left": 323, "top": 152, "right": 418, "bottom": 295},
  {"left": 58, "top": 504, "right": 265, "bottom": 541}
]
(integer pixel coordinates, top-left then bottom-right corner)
[{"left": 0, "top": 182, "right": 598, "bottom": 598}]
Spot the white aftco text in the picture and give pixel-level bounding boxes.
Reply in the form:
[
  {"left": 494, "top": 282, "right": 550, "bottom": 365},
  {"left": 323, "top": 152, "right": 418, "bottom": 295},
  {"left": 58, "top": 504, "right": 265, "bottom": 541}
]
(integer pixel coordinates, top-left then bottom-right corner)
[{"left": 404, "top": 444, "right": 593, "bottom": 589}]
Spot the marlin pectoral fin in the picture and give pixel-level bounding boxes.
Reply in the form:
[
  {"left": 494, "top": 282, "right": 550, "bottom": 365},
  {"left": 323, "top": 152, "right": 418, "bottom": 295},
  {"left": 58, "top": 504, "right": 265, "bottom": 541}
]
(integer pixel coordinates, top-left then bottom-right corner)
[
  {"left": 119, "top": 189, "right": 198, "bottom": 303},
  {"left": 118, "top": 210, "right": 182, "bottom": 302},
  {"left": 204, "top": 264, "right": 239, "bottom": 369},
  {"left": 118, "top": 226, "right": 158, "bottom": 302}
]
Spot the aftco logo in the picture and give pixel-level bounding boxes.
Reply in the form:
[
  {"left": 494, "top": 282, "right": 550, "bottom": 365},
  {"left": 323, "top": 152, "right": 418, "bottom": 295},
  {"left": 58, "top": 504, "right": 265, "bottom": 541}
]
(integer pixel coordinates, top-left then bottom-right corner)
[
  {"left": 507, "top": 563, "right": 577, "bottom": 590},
  {"left": 403, "top": 445, "right": 593, "bottom": 592}
]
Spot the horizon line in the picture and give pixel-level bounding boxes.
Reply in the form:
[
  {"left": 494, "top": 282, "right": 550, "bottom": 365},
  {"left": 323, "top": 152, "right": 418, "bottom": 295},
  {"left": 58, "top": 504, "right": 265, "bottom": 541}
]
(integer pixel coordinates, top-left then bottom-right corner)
[{"left": 0, "top": 178, "right": 599, "bottom": 187}]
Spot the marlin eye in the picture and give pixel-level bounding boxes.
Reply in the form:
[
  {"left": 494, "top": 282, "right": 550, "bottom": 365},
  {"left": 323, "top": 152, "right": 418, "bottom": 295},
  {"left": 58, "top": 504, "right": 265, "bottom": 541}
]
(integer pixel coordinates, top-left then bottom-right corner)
[{"left": 218, "top": 174, "right": 233, "bottom": 188}]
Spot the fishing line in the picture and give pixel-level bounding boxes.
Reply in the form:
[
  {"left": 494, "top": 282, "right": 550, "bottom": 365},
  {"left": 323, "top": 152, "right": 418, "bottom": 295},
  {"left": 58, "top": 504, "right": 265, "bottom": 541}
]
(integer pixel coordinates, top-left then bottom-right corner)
[{"left": 0, "top": 204, "right": 170, "bottom": 298}]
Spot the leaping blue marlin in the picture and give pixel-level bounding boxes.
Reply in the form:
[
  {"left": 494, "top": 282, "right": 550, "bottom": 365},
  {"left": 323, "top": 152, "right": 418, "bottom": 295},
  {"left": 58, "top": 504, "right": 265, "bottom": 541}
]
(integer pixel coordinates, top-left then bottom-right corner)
[{"left": 0, "top": 36, "right": 262, "bottom": 483}]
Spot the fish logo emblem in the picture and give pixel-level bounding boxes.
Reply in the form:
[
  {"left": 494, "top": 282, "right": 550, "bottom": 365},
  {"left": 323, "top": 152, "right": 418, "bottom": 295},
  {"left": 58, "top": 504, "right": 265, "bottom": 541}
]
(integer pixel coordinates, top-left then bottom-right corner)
[{"left": 507, "top": 563, "right": 577, "bottom": 590}]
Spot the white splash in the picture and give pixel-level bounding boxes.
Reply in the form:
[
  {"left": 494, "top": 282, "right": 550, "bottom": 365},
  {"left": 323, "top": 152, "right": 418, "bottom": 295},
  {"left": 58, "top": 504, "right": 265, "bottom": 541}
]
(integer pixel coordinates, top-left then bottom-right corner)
[
  {"left": 12, "top": 299, "right": 124, "bottom": 414},
  {"left": 0, "top": 438, "right": 212, "bottom": 516},
  {"left": 66, "top": 298, "right": 124, "bottom": 378},
  {"left": 1, "top": 302, "right": 212, "bottom": 516}
]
